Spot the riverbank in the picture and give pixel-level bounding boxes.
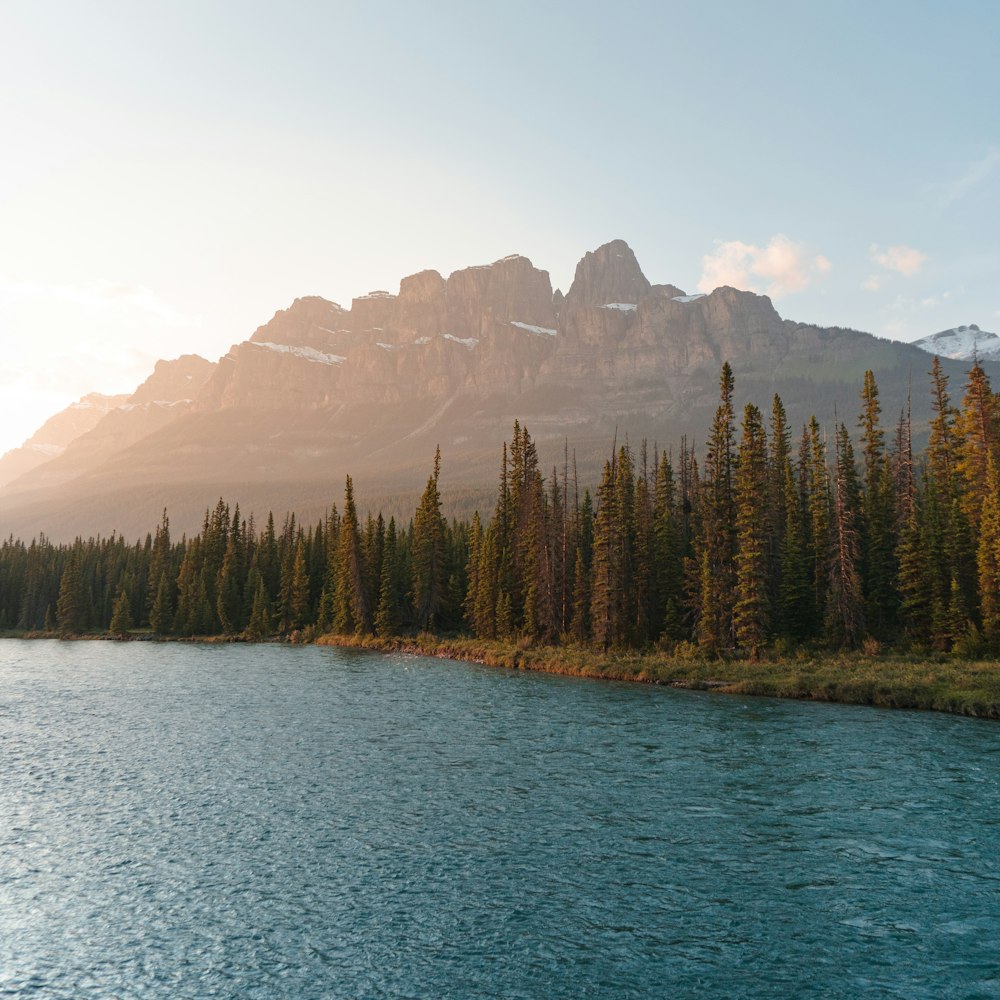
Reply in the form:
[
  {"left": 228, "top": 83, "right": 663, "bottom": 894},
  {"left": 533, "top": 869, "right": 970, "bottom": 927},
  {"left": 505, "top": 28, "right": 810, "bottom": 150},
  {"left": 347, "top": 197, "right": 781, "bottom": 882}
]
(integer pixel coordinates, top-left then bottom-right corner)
[
  {"left": 4, "top": 629, "right": 997, "bottom": 719},
  {"left": 315, "top": 633, "right": 1000, "bottom": 719}
]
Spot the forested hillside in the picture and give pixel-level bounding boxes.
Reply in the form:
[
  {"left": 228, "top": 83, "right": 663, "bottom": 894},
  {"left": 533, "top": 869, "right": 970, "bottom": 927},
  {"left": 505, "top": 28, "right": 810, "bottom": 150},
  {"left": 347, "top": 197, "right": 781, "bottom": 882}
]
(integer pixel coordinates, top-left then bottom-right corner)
[{"left": 3, "top": 358, "right": 999, "bottom": 657}]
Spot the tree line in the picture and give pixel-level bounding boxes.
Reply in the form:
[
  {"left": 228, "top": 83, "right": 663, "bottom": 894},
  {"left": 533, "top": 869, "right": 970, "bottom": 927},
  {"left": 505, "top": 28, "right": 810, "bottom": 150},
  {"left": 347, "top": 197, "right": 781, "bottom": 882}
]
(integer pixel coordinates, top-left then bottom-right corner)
[{"left": 2, "top": 358, "right": 999, "bottom": 657}]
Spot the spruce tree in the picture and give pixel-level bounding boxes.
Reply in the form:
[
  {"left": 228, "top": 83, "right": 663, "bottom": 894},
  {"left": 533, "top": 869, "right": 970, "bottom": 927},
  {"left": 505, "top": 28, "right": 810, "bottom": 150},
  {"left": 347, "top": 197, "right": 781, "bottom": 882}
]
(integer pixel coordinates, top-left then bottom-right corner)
[
  {"left": 977, "top": 455, "right": 1000, "bottom": 645},
  {"left": 411, "top": 447, "right": 447, "bottom": 631},
  {"left": 149, "top": 572, "right": 173, "bottom": 635},
  {"left": 825, "top": 423, "right": 864, "bottom": 648},
  {"left": 109, "top": 587, "right": 133, "bottom": 636},
  {"left": 375, "top": 517, "right": 403, "bottom": 637},
  {"left": 590, "top": 457, "right": 619, "bottom": 650},
  {"left": 244, "top": 574, "right": 273, "bottom": 640},
  {"left": 697, "top": 362, "right": 737, "bottom": 653},
  {"left": 332, "top": 476, "right": 369, "bottom": 634},
  {"left": 733, "top": 403, "right": 770, "bottom": 659},
  {"left": 56, "top": 553, "right": 85, "bottom": 636}
]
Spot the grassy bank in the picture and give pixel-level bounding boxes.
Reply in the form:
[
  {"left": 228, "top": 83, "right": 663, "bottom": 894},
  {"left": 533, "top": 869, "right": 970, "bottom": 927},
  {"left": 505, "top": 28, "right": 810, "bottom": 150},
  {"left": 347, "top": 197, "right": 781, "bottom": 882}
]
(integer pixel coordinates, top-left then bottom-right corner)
[
  {"left": 316, "top": 633, "right": 1000, "bottom": 719},
  {"left": 4, "top": 628, "right": 997, "bottom": 719}
]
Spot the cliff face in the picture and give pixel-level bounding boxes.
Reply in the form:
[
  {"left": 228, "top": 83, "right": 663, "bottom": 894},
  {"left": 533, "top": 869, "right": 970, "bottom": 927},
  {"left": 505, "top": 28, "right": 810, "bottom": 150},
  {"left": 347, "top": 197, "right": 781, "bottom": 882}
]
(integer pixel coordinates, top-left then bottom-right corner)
[{"left": 1, "top": 238, "right": 994, "bottom": 542}]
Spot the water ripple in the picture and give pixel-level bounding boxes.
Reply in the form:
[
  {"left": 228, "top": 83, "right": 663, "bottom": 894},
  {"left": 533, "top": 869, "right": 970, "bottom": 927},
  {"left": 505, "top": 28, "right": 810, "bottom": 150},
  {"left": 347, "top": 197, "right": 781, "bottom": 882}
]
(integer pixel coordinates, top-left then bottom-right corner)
[{"left": 0, "top": 640, "right": 998, "bottom": 999}]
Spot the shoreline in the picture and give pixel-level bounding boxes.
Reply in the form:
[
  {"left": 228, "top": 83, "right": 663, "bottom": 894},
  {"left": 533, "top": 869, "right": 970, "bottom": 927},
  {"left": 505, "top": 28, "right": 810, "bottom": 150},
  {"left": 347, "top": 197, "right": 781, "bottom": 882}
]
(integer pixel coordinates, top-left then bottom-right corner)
[
  {"left": 314, "top": 634, "right": 1000, "bottom": 721},
  {"left": 3, "top": 630, "right": 998, "bottom": 719}
]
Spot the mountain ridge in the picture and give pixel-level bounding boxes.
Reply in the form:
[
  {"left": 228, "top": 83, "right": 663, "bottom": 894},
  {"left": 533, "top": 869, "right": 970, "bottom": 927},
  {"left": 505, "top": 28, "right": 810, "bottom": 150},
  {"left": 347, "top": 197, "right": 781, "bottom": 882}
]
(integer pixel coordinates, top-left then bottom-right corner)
[{"left": 2, "top": 239, "right": 996, "bottom": 542}]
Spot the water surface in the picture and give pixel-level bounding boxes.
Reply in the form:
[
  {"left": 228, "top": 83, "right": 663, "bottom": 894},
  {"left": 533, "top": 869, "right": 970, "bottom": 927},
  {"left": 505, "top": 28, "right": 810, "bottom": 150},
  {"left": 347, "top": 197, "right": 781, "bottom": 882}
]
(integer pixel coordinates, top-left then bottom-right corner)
[{"left": 1, "top": 640, "right": 997, "bottom": 998}]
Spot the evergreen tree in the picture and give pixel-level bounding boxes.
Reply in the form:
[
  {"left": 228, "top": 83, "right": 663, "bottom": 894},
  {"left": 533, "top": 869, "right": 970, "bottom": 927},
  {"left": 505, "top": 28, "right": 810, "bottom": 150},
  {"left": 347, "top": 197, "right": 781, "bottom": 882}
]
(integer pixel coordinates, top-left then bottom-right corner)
[
  {"left": 411, "top": 447, "right": 447, "bottom": 631},
  {"left": 375, "top": 517, "right": 403, "bottom": 637},
  {"left": 332, "top": 476, "right": 369, "bottom": 634},
  {"left": 244, "top": 573, "right": 273, "bottom": 640},
  {"left": 149, "top": 572, "right": 173, "bottom": 635},
  {"left": 56, "top": 553, "right": 85, "bottom": 636},
  {"left": 109, "top": 586, "right": 133, "bottom": 636},
  {"left": 652, "top": 451, "right": 684, "bottom": 641},
  {"left": 216, "top": 535, "right": 243, "bottom": 636},
  {"left": 977, "top": 455, "right": 1000, "bottom": 645},
  {"left": 777, "top": 456, "right": 813, "bottom": 641},
  {"left": 733, "top": 404, "right": 770, "bottom": 658},
  {"left": 697, "top": 362, "right": 737, "bottom": 653},
  {"left": 958, "top": 360, "right": 999, "bottom": 532},
  {"left": 858, "top": 371, "right": 898, "bottom": 636},
  {"left": 824, "top": 423, "right": 864, "bottom": 648},
  {"left": 805, "top": 416, "right": 830, "bottom": 633}
]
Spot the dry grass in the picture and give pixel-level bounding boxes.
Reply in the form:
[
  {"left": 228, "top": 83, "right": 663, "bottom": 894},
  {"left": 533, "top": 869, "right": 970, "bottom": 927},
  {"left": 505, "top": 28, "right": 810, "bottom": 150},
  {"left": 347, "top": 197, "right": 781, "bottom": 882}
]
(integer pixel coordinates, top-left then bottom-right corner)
[{"left": 316, "top": 633, "right": 1000, "bottom": 719}]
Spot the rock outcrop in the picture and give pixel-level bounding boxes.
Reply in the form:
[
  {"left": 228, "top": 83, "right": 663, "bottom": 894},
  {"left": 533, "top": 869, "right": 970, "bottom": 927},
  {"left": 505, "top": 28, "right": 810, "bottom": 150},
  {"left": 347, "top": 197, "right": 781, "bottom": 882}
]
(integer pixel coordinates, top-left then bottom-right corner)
[{"left": 2, "top": 238, "right": 996, "bottom": 542}]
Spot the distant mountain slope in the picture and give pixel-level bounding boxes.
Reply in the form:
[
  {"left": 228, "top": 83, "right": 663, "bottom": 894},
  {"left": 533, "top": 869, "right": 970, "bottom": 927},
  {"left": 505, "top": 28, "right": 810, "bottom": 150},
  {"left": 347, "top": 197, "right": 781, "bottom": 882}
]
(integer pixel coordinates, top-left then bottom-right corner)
[
  {"left": 0, "top": 355, "right": 215, "bottom": 499},
  {"left": 1, "top": 240, "right": 996, "bottom": 542},
  {"left": 912, "top": 324, "right": 1000, "bottom": 362},
  {"left": 0, "top": 393, "right": 129, "bottom": 489}
]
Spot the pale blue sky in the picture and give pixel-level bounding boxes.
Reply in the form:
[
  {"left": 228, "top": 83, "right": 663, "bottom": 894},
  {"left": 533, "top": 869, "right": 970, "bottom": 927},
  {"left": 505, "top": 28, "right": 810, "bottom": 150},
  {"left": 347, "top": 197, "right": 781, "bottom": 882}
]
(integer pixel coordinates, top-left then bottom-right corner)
[{"left": 1, "top": 0, "right": 997, "bottom": 453}]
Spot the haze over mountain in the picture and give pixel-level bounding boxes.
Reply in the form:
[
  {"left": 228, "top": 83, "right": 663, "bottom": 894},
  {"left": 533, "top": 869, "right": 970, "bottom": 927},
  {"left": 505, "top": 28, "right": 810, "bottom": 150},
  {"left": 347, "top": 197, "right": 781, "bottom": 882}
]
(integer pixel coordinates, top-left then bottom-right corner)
[
  {"left": 0, "top": 393, "right": 130, "bottom": 489},
  {"left": 2, "top": 240, "right": 995, "bottom": 543}
]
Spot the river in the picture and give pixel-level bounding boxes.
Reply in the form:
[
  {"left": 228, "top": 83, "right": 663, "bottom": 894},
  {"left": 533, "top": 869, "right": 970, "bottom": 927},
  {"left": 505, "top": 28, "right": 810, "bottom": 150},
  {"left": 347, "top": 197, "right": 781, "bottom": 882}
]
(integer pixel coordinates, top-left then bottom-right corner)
[{"left": 1, "top": 640, "right": 997, "bottom": 998}]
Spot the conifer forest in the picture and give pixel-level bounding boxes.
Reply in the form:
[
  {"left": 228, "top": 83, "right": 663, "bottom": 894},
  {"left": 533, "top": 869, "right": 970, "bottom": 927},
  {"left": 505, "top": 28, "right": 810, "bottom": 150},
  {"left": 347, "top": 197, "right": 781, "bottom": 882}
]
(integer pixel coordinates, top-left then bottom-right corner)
[{"left": 3, "top": 359, "right": 1000, "bottom": 659}]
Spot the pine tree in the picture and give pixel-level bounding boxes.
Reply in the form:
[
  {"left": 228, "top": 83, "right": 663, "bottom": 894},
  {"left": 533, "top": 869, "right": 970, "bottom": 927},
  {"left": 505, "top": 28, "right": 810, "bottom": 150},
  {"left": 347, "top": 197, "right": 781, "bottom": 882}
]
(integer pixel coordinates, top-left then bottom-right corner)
[
  {"left": 858, "top": 371, "right": 898, "bottom": 636},
  {"left": 149, "top": 572, "right": 173, "bottom": 634},
  {"left": 697, "top": 363, "right": 737, "bottom": 653},
  {"left": 332, "top": 476, "right": 369, "bottom": 634},
  {"left": 777, "top": 456, "right": 813, "bottom": 641},
  {"left": 652, "top": 450, "right": 684, "bottom": 641},
  {"left": 411, "top": 447, "right": 447, "bottom": 631},
  {"left": 109, "top": 587, "right": 133, "bottom": 636},
  {"left": 56, "top": 553, "right": 85, "bottom": 636},
  {"left": 825, "top": 423, "right": 864, "bottom": 648},
  {"left": 805, "top": 416, "right": 830, "bottom": 633},
  {"left": 767, "top": 395, "right": 792, "bottom": 618},
  {"left": 216, "top": 535, "right": 243, "bottom": 636},
  {"left": 589, "top": 457, "right": 617, "bottom": 649},
  {"left": 977, "top": 455, "right": 1000, "bottom": 645},
  {"left": 733, "top": 404, "right": 770, "bottom": 659},
  {"left": 375, "top": 517, "right": 403, "bottom": 637},
  {"left": 958, "top": 359, "right": 999, "bottom": 532},
  {"left": 280, "top": 537, "right": 310, "bottom": 633},
  {"left": 244, "top": 573, "right": 273, "bottom": 640},
  {"left": 146, "top": 509, "right": 172, "bottom": 621}
]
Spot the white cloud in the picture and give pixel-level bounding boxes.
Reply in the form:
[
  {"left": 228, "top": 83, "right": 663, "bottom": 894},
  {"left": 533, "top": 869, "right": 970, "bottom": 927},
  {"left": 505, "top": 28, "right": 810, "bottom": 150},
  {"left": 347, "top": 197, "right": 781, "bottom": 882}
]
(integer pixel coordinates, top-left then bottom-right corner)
[
  {"left": 697, "top": 234, "right": 831, "bottom": 298},
  {"left": 862, "top": 275, "right": 882, "bottom": 292},
  {"left": 870, "top": 244, "right": 927, "bottom": 277}
]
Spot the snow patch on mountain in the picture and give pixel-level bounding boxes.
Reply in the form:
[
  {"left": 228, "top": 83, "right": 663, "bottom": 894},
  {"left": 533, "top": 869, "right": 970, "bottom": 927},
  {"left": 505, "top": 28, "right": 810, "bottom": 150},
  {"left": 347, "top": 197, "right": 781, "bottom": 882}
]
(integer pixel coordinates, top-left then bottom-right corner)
[
  {"left": 253, "top": 342, "right": 345, "bottom": 365},
  {"left": 912, "top": 324, "right": 1000, "bottom": 362},
  {"left": 510, "top": 321, "right": 557, "bottom": 336},
  {"left": 443, "top": 335, "right": 479, "bottom": 349}
]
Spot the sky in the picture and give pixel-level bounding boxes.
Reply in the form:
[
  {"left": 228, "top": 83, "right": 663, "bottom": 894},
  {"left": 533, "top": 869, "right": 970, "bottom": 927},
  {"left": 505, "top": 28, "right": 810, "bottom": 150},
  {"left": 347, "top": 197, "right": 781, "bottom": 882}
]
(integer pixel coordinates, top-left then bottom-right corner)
[{"left": 1, "top": 0, "right": 998, "bottom": 455}]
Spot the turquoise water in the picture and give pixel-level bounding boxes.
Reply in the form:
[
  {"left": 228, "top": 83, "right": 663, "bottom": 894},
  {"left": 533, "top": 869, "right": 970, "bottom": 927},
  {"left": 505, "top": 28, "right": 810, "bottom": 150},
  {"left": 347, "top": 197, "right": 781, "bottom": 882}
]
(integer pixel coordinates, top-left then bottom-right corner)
[{"left": 0, "top": 641, "right": 997, "bottom": 999}]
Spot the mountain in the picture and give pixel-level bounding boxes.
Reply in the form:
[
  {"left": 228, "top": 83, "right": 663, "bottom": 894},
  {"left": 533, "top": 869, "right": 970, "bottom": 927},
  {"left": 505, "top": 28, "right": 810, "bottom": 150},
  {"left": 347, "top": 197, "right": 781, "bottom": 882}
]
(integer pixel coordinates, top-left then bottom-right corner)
[
  {"left": 0, "top": 393, "right": 130, "bottom": 489},
  {"left": 912, "top": 324, "right": 1000, "bottom": 362},
  {"left": 1, "top": 239, "right": 996, "bottom": 542},
  {"left": 1, "top": 355, "right": 215, "bottom": 500}
]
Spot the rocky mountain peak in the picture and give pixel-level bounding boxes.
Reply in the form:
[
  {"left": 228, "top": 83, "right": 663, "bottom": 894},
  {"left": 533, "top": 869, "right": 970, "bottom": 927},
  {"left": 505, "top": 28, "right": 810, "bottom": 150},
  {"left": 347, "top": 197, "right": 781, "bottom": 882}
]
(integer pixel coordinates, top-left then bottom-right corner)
[
  {"left": 250, "top": 296, "right": 348, "bottom": 350},
  {"left": 565, "top": 239, "right": 651, "bottom": 311},
  {"left": 912, "top": 323, "right": 1000, "bottom": 361},
  {"left": 130, "top": 355, "right": 216, "bottom": 406}
]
